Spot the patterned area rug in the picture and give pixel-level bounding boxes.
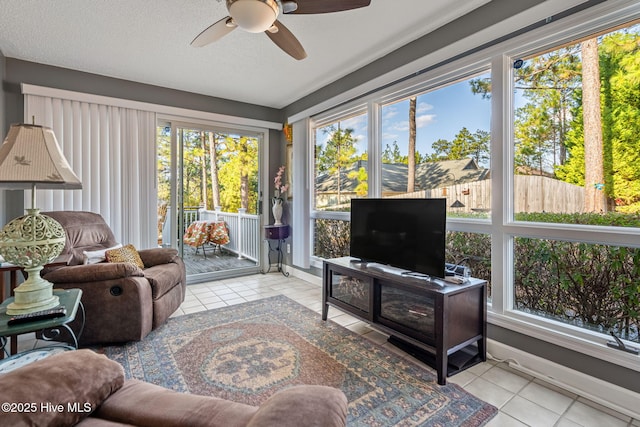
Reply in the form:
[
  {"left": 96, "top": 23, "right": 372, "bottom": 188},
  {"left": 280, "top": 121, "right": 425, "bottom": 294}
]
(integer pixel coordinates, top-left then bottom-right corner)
[{"left": 100, "top": 295, "right": 497, "bottom": 426}]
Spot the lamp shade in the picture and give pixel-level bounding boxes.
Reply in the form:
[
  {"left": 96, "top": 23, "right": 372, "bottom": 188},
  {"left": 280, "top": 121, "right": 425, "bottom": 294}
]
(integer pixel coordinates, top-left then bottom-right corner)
[{"left": 0, "top": 123, "right": 82, "bottom": 190}]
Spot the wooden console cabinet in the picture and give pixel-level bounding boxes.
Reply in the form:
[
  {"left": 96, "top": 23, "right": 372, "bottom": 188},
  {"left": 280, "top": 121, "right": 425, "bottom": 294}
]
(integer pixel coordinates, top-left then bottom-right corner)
[{"left": 322, "top": 257, "right": 487, "bottom": 385}]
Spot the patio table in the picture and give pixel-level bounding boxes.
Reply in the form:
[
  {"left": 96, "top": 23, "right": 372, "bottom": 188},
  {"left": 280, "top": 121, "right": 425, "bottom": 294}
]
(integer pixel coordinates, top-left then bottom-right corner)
[{"left": 183, "top": 220, "right": 230, "bottom": 258}]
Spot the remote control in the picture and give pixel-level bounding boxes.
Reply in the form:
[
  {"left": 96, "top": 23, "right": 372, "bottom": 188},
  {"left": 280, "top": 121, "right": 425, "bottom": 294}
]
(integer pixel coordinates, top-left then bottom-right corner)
[{"left": 7, "top": 306, "right": 67, "bottom": 326}]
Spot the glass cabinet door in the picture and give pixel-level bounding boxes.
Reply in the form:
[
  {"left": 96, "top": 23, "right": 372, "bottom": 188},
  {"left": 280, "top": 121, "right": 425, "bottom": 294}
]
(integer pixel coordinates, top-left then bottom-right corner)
[
  {"left": 378, "top": 283, "right": 436, "bottom": 339},
  {"left": 329, "top": 270, "right": 370, "bottom": 313}
]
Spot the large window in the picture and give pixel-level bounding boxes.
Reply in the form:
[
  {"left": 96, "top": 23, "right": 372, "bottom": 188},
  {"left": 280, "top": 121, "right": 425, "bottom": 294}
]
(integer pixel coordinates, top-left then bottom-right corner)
[
  {"left": 312, "top": 111, "right": 367, "bottom": 259},
  {"left": 304, "top": 5, "right": 640, "bottom": 365},
  {"left": 512, "top": 24, "right": 640, "bottom": 223},
  {"left": 380, "top": 73, "right": 491, "bottom": 217},
  {"left": 314, "top": 112, "right": 368, "bottom": 212},
  {"left": 508, "top": 22, "right": 640, "bottom": 343}
]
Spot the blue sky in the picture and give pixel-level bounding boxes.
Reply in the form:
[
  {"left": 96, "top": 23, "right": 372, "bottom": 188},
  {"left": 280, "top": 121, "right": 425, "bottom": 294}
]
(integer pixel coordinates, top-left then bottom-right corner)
[{"left": 316, "top": 72, "right": 491, "bottom": 158}]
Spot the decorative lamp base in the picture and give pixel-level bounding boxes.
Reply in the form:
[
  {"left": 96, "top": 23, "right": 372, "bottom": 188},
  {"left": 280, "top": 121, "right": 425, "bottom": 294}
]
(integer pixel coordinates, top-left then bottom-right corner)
[
  {"left": 7, "top": 295, "right": 59, "bottom": 315},
  {"left": 0, "top": 208, "right": 66, "bottom": 315},
  {"left": 6, "top": 266, "right": 59, "bottom": 315}
]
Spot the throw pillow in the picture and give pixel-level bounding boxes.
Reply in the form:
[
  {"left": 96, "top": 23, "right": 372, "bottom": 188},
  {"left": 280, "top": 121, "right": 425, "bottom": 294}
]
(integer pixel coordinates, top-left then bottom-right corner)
[
  {"left": 83, "top": 243, "right": 123, "bottom": 264},
  {"left": 0, "top": 349, "right": 125, "bottom": 426},
  {"left": 105, "top": 244, "right": 145, "bottom": 269}
]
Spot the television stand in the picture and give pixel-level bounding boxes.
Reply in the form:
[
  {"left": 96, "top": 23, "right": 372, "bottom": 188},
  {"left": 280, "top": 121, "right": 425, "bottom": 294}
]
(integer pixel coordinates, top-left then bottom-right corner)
[{"left": 322, "top": 256, "right": 487, "bottom": 385}]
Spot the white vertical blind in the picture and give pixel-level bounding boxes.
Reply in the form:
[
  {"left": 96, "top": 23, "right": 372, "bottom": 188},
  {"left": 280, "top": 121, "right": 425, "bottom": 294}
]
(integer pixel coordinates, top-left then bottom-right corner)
[{"left": 24, "top": 94, "right": 157, "bottom": 249}]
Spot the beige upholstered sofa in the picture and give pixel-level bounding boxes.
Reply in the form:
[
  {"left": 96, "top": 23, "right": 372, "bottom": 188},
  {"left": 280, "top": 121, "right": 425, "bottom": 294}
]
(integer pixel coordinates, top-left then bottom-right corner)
[
  {"left": 41, "top": 211, "right": 187, "bottom": 345},
  {"left": 0, "top": 349, "right": 348, "bottom": 427}
]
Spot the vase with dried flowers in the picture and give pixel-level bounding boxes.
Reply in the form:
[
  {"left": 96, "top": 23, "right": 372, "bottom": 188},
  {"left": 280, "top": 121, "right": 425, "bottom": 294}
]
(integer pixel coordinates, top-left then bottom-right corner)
[{"left": 272, "top": 165, "right": 289, "bottom": 225}]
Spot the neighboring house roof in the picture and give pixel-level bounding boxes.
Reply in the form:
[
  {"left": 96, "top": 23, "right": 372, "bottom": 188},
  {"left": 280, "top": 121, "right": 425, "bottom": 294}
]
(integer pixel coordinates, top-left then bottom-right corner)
[{"left": 316, "top": 158, "right": 490, "bottom": 193}]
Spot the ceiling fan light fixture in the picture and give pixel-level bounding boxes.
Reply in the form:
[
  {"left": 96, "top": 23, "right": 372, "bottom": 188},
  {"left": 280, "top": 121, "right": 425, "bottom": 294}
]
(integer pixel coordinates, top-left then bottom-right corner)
[{"left": 227, "top": 0, "right": 279, "bottom": 33}]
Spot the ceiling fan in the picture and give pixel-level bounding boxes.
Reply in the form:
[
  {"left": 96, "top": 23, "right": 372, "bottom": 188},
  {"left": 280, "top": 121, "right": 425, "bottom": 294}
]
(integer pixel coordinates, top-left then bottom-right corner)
[{"left": 191, "top": 0, "right": 371, "bottom": 60}]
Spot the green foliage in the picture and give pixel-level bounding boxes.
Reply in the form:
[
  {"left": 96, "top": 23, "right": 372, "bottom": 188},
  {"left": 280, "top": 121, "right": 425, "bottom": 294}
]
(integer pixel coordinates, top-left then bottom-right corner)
[
  {"left": 382, "top": 141, "right": 406, "bottom": 163},
  {"left": 515, "top": 236, "right": 640, "bottom": 341},
  {"left": 428, "top": 127, "right": 490, "bottom": 166},
  {"left": 516, "top": 211, "right": 640, "bottom": 227},
  {"left": 514, "top": 102, "right": 555, "bottom": 172},
  {"left": 446, "top": 231, "right": 492, "bottom": 292},
  {"left": 514, "top": 25, "right": 640, "bottom": 213},
  {"left": 157, "top": 128, "right": 171, "bottom": 204},
  {"left": 156, "top": 127, "right": 258, "bottom": 214},
  {"left": 603, "top": 30, "right": 640, "bottom": 212},
  {"left": 347, "top": 167, "right": 368, "bottom": 197},
  {"left": 513, "top": 45, "right": 582, "bottom": 177},
  {"left": 217, "top": 135, "right": 259, "bottom": 213},
  {"left": 513, "top": 211, "right": 640, "bottom": 341},
  {"left": 469, "top": 77, "right": 491, "bottom": 99},
  {"left": 381, "top": 141, "right": 428, "bottom": 165},
  {"left": 316, "top": 125, "right": 358, "bottom": 175},
  {"left": 314, "top": 219, "right": 350, "bottom": 259},
  {"left": 316, "top": 125, "right": 360, "bottom": 204}
]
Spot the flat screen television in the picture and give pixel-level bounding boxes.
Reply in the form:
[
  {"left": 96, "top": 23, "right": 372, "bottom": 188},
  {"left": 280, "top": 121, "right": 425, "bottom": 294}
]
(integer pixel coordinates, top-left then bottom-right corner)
[{"left": 350, "top": 198, "right": 446, "bottom": 278}]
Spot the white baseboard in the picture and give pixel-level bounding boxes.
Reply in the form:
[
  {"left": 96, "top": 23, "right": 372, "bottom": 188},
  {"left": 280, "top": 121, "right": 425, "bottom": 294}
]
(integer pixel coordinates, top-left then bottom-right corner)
[
  {"left": 287, "top": 265, "right": 322, "bottom": 286},
  {"left": 488, "top": 339, "right": 640, "bottom": 420}
]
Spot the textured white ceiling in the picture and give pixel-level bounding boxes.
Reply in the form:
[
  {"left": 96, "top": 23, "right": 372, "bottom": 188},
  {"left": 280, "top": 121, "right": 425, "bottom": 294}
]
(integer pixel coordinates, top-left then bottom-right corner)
[{"left": 0, "top": 0, "right": 492, "bottom": 108}]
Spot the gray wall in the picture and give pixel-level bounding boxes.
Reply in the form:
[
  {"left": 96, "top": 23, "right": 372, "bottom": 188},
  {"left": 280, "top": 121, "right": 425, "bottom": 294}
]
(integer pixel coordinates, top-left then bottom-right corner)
[{"left": 4, "top": 58, "right": 283, "bottom": 125}]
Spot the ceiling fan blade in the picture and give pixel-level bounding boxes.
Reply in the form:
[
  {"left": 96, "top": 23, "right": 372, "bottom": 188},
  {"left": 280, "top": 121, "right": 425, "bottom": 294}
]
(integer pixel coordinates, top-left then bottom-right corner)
[
  {"left": 191, "top": 16, "right": 236, "bottom": 47},
  {"left": 265, "top": 20, "right": 307, "bottom": 60},
  {"left": 287, "top": 0, "right": 371, "bottom": 14}
]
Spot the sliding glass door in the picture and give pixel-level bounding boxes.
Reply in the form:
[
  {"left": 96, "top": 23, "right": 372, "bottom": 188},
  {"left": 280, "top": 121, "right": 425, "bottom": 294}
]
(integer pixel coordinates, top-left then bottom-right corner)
[{"left": 157, "top": 120, "right": 264, "bottom": 282}]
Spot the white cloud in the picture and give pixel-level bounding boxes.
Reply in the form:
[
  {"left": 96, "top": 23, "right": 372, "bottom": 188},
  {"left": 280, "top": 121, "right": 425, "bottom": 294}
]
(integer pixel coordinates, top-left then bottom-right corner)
[
  {"left": 416, "top": 114, "right": 436, "bottom": 128},
  {"left": 389, "top": 120, "right": 409, "bottom": 132},
  {"left": 383, "top": 107, "right": 398, "bottom": 121},
  {"left": 417, "top": 102, "right": 434, "bottom": 114},
  {"left": 342, "top": 115, "right": 367, "bottom": 130}
]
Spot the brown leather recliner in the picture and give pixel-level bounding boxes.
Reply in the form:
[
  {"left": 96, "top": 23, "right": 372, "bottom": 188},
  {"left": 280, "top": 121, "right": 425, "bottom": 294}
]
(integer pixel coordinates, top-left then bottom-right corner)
[{"left": 41, "top": 211, "right": 187, "bottom": 346}]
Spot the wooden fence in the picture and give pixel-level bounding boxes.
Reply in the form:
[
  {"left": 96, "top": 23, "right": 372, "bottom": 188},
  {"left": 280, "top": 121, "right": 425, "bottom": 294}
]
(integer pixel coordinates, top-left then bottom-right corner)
[{"left": 391, "top": 175, "right": 585, "bottom": 214}]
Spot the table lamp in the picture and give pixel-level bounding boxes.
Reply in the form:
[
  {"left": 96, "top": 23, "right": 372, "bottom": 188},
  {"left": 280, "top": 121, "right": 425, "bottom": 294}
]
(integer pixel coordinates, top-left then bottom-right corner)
[{"left": 0, "top": 123, "right": 82, "bottom": 314}]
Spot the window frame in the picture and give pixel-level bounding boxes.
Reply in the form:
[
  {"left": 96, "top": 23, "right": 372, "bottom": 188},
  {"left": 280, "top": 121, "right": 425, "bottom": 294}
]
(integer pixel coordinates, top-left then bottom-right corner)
[{"left": 305, "top": 1, "right": 640, "bottom": 370}]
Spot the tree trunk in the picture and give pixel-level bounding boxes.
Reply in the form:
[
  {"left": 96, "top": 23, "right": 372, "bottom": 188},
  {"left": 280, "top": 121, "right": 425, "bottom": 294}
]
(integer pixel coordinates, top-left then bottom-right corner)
[
  {"left": 408, "top": 97, "right": 416, "bottom": 193},
  {"left": 240, "top": 141, "right": 249, "bottom": 210},
  {"left": 208, "top": 132, "right": 221, "bottom": 208},
  {"left": 582, "top": 38, "right": 605, "bottom": 213},
  {"left": 200, "top": 132, "right": 208, "bottom": 210}
]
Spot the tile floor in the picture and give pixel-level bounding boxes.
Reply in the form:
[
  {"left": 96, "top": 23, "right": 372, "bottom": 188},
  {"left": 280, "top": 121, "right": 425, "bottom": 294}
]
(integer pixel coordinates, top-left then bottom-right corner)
[{"left": 16, "top": 273, "right": 640, "bottom": 427}]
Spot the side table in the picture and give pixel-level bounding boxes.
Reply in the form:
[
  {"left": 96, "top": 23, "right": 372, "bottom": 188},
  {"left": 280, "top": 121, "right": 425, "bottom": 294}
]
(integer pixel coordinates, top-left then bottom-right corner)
[
  {"left": 0, "top": 288, "right": 84, "bottom": 358},
  {"left": 263, "top": 224, "right": 290, "bottom": 277},
  {"left": 0, "top": 254, "right": 72, "bottom": 358}
]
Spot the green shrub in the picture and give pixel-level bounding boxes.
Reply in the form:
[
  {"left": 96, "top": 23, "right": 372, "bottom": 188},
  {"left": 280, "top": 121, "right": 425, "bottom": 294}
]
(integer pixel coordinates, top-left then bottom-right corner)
[
  {"left": 514, "top": 212, "right": 640, "bottom": 342},
  {"left": 314, "top": 219, "right": 350, "bottom": 259}
]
